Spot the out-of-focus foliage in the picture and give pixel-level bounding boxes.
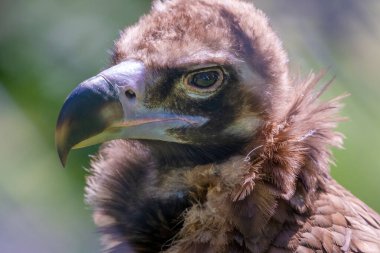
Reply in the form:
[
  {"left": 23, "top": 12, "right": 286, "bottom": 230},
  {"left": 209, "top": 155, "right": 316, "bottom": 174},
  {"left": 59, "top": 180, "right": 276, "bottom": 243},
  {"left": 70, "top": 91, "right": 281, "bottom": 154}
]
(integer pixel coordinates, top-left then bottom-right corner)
[{"left": 0, "top": 0, "right": 379, "bottom": 252}]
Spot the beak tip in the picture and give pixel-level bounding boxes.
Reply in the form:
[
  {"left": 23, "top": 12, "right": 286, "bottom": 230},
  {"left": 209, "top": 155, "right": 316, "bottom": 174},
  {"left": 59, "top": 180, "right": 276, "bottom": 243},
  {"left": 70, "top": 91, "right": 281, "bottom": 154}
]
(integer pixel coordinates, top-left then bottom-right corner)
[
  {"left": 56, "top": 123, "right": 68, "bottom": 167},
  {"left": 57, "top": 144, "right": 69, "bottom": 168},
  {"left": 59, "top": 153, "right": 67, "bottom": 168},
  {"left": 54, "top": 77, "right": 123, "bottom": 167}
]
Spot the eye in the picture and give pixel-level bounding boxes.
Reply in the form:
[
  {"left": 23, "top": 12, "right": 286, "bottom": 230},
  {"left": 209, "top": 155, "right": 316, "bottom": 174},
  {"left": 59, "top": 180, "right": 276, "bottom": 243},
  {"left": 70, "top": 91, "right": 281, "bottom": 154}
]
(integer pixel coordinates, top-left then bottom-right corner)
[
  {"left": 185, "top": 68, "right": 224, "bottom": 90},
  {"left": 190, "top": 71, "right": 219, "bottom": 88}
]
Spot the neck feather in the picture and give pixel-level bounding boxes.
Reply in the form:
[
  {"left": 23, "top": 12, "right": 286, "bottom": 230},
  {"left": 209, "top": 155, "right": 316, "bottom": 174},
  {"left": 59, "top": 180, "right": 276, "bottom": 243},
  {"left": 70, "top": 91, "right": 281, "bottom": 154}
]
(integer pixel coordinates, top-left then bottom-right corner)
[{"left": 166, "top": 73, "right": 346, "bottom": 252}]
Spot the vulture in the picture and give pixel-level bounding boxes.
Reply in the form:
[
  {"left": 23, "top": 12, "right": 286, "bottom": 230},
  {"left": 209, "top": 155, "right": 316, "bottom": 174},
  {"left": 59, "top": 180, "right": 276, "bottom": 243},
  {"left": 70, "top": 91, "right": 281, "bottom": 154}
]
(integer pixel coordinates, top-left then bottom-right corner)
[{"left": 55, "top": 0, "right": 380, "bottom": 252}]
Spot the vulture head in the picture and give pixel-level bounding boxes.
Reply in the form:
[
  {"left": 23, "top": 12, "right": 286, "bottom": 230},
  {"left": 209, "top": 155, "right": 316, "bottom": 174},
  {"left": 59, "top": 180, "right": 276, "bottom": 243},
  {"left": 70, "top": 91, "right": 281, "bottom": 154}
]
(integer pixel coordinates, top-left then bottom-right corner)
[
  {"left": 56, "top": 0, "right": 289, "bottom": 167},
  {"left": 55, "top": 0, "right": 380, "bottom": 252}
]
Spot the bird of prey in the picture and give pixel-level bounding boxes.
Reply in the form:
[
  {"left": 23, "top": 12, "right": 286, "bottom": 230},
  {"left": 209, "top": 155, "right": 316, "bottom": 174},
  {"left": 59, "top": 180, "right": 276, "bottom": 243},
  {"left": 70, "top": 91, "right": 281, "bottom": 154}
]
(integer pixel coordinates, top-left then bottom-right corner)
[{"left": 55, "top": 0, "right": 380, "bottom": 252}]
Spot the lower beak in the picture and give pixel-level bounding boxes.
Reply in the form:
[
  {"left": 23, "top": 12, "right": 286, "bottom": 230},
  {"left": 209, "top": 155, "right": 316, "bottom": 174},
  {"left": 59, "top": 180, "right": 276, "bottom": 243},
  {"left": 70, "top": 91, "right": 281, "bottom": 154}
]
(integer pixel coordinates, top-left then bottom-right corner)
[{"left": 55, "top": 61, "right": 207, "bottom": 166}]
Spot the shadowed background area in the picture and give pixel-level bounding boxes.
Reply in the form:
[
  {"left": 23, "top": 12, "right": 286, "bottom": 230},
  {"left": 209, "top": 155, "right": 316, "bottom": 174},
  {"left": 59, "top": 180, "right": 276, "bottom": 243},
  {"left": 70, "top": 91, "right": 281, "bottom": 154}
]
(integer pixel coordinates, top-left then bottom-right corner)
[{"left": 0, "top": 0, "right": 379, "bottom": 252}]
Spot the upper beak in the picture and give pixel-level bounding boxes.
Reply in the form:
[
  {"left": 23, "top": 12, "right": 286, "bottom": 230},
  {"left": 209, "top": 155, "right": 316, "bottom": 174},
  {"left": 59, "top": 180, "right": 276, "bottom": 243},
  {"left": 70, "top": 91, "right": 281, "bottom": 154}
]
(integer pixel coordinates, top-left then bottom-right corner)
[{"left": 55, "top": 60, "right": 207, "bottom": 166}]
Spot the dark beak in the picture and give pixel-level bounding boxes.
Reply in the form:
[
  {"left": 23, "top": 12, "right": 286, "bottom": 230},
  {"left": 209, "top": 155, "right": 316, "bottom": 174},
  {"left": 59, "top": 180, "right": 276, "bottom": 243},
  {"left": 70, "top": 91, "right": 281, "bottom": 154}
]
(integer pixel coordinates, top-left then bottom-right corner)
[
  {"left": 55, "top": 60, "right": 207, "bottom": 166},
  {"left": 55, "top": 75, "right": 123, "bottom": 166}
]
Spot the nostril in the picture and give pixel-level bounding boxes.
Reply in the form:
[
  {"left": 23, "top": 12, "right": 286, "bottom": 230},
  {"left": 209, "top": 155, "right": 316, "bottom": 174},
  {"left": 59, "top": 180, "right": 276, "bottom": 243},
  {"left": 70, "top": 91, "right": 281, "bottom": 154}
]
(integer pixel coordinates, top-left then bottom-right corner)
[{"left": 125, "top": 89, "right": 136, "bottom": 99}]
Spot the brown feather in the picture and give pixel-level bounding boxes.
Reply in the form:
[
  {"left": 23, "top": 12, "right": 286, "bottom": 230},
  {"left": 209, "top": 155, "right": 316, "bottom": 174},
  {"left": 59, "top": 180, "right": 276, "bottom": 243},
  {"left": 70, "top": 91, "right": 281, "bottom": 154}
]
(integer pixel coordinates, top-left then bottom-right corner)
[{"left": 81, "top": 0, "right": 380, "bottom": 252}]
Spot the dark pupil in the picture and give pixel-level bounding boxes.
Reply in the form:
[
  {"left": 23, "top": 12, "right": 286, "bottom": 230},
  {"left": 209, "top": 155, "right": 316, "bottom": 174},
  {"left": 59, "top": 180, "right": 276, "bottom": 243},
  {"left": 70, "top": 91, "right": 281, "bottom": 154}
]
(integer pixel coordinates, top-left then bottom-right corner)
[{"left": 191, "top": 71, "right": 219, "bottom": 88}]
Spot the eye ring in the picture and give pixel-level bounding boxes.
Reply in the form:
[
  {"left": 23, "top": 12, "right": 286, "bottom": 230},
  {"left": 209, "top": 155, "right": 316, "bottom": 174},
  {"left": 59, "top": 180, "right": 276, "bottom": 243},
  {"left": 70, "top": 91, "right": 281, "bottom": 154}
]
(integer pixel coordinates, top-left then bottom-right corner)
[{"left": 184, "top": 67, "right": 224, "bottom": 93}]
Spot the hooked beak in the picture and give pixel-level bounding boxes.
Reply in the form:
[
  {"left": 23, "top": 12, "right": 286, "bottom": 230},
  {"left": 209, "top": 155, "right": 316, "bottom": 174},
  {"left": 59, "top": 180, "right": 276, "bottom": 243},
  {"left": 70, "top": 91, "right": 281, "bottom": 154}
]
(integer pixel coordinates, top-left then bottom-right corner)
[{"left": 55, "top": 60, "right": 207, "bottom": 166}]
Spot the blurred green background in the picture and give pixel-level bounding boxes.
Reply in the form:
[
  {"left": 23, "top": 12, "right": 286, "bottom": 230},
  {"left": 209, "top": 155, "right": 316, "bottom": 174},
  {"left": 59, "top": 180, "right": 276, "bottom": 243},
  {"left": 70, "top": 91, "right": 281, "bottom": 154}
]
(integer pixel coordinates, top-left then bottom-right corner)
[{"left": 0, "top": 0, "right": 379, "bottom": 252}]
